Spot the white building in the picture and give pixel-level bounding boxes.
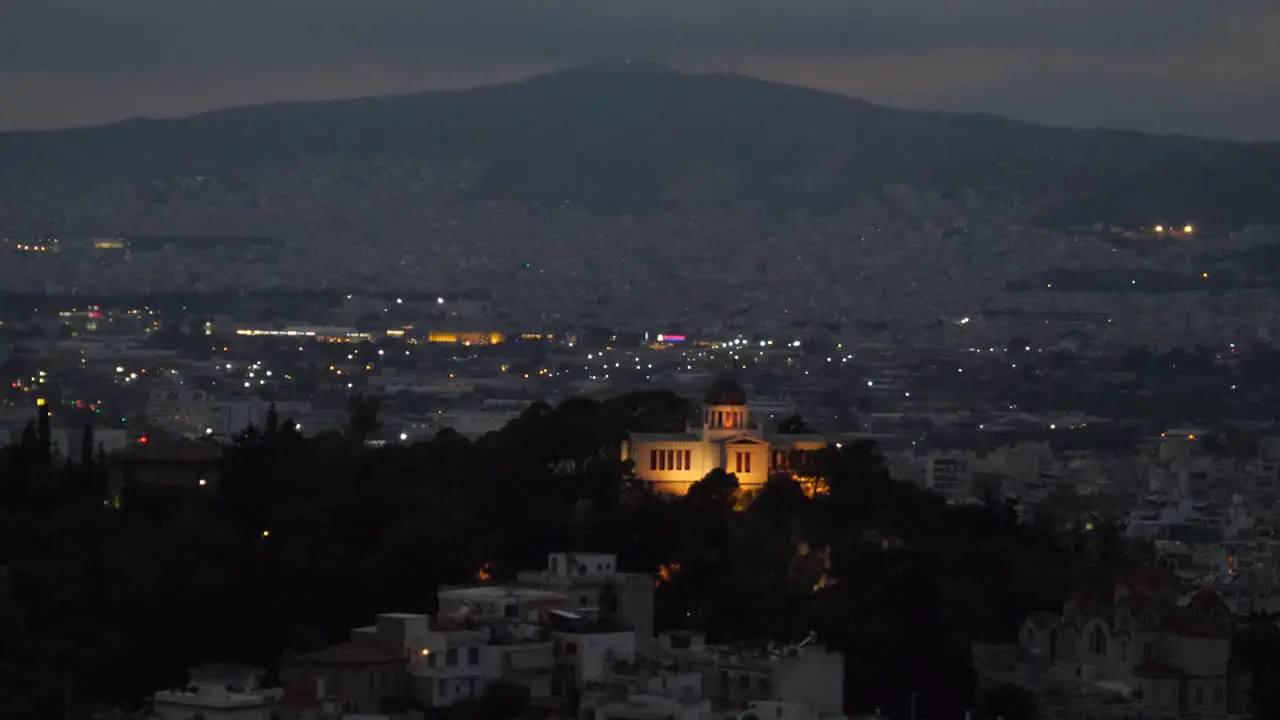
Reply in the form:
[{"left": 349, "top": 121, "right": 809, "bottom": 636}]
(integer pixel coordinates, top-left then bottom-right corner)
[
  {"left": 551, "top": 610, "right": 638, "bottom": 690},
  {"left": 624, "top": 377, "right": 825, "bottom": 495},
  {"left": 651, "top": 632, "right": 845, "bottom": 716},
  {"left": 580, "top": 664, "right": 711, "bottom": 720},
  {"left": 921, "top": 453, "right": 974, "bottom": 502},
  {"left": 516, "top": 553, "right": 655, "bottom": 651},
  {"left": 151, "top": 664, "right": 283, "bottom": 720}
]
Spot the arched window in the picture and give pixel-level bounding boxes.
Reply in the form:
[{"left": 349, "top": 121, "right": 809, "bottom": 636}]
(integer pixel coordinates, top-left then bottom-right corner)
[{"left": 1091, "top": 626, "right": 1107, "bottom": 656}]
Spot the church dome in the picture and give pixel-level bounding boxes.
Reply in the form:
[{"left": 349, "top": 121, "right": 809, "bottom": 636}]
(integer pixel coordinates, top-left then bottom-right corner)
[{"left": 703, "top": 375, "right": 747, "bottom": 406}]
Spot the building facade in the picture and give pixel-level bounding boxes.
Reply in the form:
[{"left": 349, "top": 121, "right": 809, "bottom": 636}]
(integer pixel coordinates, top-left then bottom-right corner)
[
  {"left": 1019, "top": 571, "right": 1244, "bottom": 714},
  {"left": 623, "top": 376, "right": 826, "bottom": 495}
]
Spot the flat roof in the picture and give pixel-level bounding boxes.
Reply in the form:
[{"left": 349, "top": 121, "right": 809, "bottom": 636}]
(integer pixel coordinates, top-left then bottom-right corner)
[{"left": 439, "top": 585, "right": 562, "bottom": 600}]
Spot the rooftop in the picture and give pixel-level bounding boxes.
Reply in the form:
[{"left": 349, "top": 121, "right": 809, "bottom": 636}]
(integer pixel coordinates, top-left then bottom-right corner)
[
  {"left": 439, "top": 585, "right": 564, "bottom": 601},
  {"left": 154, "top": 685, "right": 283, "bottom": 709},
  {"left": 287, "top": 640, "right": 405, "bottom": 666}
]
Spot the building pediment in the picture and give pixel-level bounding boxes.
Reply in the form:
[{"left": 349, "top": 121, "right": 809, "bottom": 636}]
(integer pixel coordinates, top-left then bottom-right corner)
[{"left": 722, "top": 435, "right": 769, "bottom": 446}]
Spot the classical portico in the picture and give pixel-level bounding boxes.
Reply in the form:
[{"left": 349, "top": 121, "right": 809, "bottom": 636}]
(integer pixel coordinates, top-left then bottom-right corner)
[{"left": 623, "top": 376, "right": 826, "bottom": 495}]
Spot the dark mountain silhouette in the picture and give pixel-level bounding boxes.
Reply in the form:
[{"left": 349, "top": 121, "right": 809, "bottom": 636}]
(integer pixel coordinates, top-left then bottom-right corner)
[{"left": 2, "top": 62, "right": 1278, "bottom": 227}]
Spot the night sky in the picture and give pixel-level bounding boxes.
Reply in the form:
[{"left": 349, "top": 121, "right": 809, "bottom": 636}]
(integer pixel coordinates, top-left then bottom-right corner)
[{"left": 3, "top": 0, "right": 1277, "bottom": 140}]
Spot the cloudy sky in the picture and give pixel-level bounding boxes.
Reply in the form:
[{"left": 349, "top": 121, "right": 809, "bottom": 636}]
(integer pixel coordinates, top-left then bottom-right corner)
[{"left": 3, "top": 0, "right": 1278, "bottom": 140}]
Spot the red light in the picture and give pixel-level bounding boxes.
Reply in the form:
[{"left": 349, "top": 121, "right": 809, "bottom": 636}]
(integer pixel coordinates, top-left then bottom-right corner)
[
  {"left": 75, "top": 400, "right": 84, "bottom": 409},
  {"left": 138, "top": 436, "right": 148, "bottom": 444}
]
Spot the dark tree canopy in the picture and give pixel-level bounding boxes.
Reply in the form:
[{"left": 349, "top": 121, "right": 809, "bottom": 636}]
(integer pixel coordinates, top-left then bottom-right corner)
[{"left": 0, "top": 393, "right": 1150, "bottom": 718}]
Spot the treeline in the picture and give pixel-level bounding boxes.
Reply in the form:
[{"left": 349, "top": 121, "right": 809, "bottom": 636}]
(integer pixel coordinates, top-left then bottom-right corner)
[{"left": 0, "top": 391, "right": 1133, "bottom": 718}]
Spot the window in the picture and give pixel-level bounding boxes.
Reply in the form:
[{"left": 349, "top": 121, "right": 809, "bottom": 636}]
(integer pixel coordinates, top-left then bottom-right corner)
[
  {"left": 437, "top": 679, "right": 448, "bottom": 698},
  {"left": 735, "top": 452, "right": 743, "bottom": 473},
  {"left": 504, "top": 603, "right": 518, "bottom": 618},
  {"left": 1143, "top": 641, "right": 1153, "bottom": 660},
  {"left": 468, "top": 646, "right": 479, "bottom": 665},
  {"left": 650, "top": 449, "right": 658, "bottom": 470},
  {"left": 684, "top": 449, "right": 692, "bottom": 471},
  {"left": 1214, "top": 683, "right": 1224, "bottom": 702},
  {"left": 551, "top": 556, "right": 558, "bottom": 573},
  {"left": 744, "top": 453, "right": 752, "bottom": 473},
  {"left": 1090, "top": 626, "right": 1107, "bottom": 656},
  {"left": 564, "top": 641, "right": 578, "bottom": 656},
  {"left": 446, "top": 648, "right": 457, "bottom": 667},
  {"left": 1196, "top": 685, "right": 1204, "bottom": 706},
  {"left": 427, "top": 652, "right": 436, "bottom": 668},
  {"left": 667, "top": 449, "right": 675, "bottom": 470}
]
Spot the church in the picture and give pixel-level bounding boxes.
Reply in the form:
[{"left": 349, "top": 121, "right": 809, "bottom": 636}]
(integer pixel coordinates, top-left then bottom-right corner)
[{"left": 622, "top": 376, "right": 828, "bottom": 495}]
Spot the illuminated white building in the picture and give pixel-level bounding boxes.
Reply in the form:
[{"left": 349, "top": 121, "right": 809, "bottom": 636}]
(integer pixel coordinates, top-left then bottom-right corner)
[{"left": 623, "top": 377, "right": 825, "bottom": 495}]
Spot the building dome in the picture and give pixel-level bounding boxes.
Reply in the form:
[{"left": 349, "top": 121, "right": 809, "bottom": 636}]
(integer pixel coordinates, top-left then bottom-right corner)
[{"left": 703, "top": 375, "right": 747, "bottom": 406}]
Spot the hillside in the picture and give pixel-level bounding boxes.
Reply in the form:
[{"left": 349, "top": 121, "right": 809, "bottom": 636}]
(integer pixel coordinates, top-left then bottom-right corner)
[{"left": 2, "top": 63, "right": 1278, "bottom": 229}]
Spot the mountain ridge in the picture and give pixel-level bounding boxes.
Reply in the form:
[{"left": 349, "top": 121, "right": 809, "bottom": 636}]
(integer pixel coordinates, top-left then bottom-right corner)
[{"left": 2, "top": 63, "right": 1278, "bottom": 228}]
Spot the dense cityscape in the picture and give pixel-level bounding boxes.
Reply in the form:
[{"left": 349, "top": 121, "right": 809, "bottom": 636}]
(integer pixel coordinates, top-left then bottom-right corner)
[{"left": 5, "top": 65, "right": 1280, "bottom": 720}]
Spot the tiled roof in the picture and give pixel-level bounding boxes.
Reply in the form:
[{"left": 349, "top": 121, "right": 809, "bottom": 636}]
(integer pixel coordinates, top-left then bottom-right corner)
[{"left": 289, "top": 641, "right": 404, "bottom": 666}]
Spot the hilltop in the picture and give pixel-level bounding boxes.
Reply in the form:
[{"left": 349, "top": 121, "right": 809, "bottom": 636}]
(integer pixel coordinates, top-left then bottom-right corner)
[{"left": 2, "top": 63, "right": 1278, "bottom": 229}]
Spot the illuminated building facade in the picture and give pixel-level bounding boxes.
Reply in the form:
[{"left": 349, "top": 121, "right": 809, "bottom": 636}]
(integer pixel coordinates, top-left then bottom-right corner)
[
  {"left": 234, "top": 326, "right": 373, "bottom": 343},
  {"left": 622, "top": 376, "right": 826, "bottom": 495},
  {"left": 426, "top": 331, "right": 505, "bottom": 345}
]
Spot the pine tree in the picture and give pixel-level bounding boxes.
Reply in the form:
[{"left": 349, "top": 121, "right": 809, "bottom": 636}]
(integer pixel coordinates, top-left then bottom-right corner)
[
  {"left": 265, "top": 403, "right": 280, "bottom": 440},
  {"left": 80, "top": 424, "right": 95, "bottom": 470},
  {"left": 18, "top": 420, "right": 38, "bottom": 459},
  {"left": 36, "top": 405, "right": 51, "bottom": 464}
]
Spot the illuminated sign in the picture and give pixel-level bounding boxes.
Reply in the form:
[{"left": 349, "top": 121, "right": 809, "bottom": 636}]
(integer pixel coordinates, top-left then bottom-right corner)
[{"left": 656, "top": 334, "right": 686, "bottom": 343}]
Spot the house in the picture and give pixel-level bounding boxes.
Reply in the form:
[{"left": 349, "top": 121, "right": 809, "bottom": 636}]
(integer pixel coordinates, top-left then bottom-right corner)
[
  {"left": 579, "top": 663, "right": 711, "bottom": 720},
  {"left": 650, "top": 631, "right": 844, "bottom": 716},
  {"left": 550, "top": 609, "right": 638, "bottom": 694},
  {"left": 279, "top": 630, "right": 409, "bottom": 716},
  {"left": 151, "top": 663, "right": 283, "bottom": 720},
  {"left": 516, "top": 552, "right": 656, "bottom": 650},
  {"left": 1019, "top": 569, "right": 1242, "bottom": 714},
  {"left": 407, "top": 585, "right": 567, "bottom": 707}
]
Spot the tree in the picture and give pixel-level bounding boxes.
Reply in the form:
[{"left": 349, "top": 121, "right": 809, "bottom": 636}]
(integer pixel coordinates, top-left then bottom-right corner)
[
  {"left": 37, "top": 404, "right": 51, "bottom": 464},
  {"left": 344, "top": 394, "right": 383, "bottom": 444},
  {"left": 685, "top": 468, "right": 739, "bottom": 511},
  {"left": 80, "top": 424, "right": 95, "bottom": 470},
  {"left": 265, "top": 403, "right": 280, "bottom": 440}
]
